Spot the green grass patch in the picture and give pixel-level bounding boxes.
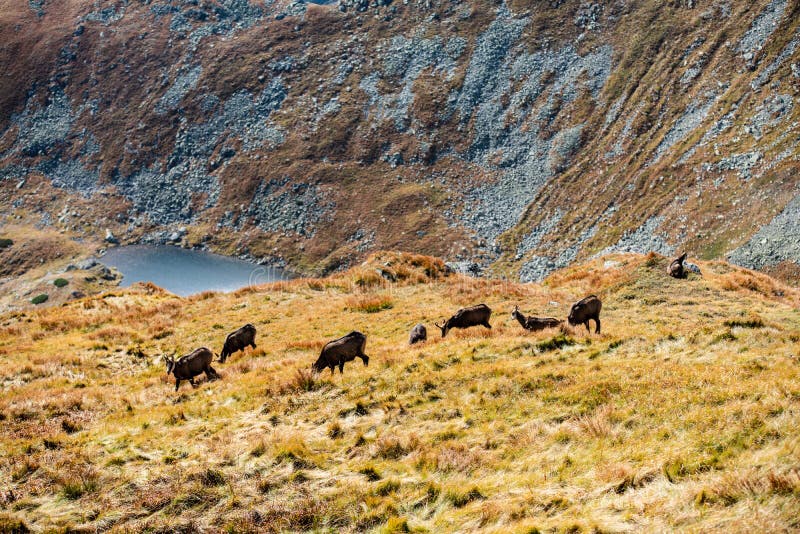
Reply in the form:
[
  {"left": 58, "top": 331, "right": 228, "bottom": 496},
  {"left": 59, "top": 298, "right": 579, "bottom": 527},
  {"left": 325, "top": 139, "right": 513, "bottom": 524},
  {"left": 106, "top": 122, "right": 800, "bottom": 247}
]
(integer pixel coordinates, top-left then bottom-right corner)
[
  {"left": 445, "top": 486, "right": 484, "bottom": 508},
  {"left": 375, "top": 479, "right": 401, "bottom": 496},
  {"left": 359, "top": 465, "right": 382, "bottom": 481},
  {"left": 712, "top": 330, "right": 737, "bottom": 343},
  {"left": 30, "top": 294, "right": 48, "bottom": 305},
  {"left": 537, "top": 334, "right": 576, "bottom": 352},
  {"left": 61, "top": 477, "right": 98, "bottom": 499},
  {"left": 381, "top": 516, "right": 411, "bottom": 533},
  {"left": 53, "top": 278, "right": 69, "bottom": 288},
  {"left": 346, "top": 294, "right": 394, "bottom": 313},
  {"left": 723, "top": 318, "right": 764, "bottom": 329}
]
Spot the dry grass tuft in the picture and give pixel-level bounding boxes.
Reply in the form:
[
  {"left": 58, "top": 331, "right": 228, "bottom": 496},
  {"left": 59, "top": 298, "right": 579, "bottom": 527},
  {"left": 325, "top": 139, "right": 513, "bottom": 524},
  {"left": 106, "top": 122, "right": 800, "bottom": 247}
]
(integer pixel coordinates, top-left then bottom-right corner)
[
  {"left": 697, "top": 469, "right": 800, "bottom": 506},
  {"left": 346, "top": 293, "right": 394, "bottom": 313},
  {"left": 281, "top": 368, "right": 325, "bottom": 393}
]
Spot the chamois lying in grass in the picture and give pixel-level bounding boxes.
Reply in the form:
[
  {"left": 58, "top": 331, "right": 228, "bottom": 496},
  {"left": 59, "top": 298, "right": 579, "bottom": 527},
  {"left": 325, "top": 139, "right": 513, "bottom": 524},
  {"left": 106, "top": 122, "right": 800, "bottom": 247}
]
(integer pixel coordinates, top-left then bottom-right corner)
[{"left": 511, "top": 305, "right": 561, "bottom": 331}]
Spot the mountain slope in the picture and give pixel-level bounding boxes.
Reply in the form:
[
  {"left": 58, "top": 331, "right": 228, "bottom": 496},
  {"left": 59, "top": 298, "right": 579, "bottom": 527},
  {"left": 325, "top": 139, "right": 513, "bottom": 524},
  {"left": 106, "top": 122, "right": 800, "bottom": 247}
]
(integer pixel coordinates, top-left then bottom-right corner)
[
  {"left": 1, "top": 253, "right": 799, "bottom": 532},
  {"left": 1, "top": 0, "right": 799, "bottom": 278}
]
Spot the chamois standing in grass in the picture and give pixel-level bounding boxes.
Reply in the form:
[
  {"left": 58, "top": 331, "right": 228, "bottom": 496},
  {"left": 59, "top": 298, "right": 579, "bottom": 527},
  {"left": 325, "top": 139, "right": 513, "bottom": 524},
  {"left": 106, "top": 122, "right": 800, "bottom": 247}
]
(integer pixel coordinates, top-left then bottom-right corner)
[
  {"left": 219, "top": 323, "right": 256, "bottom": 362},
  {"left": 568, "top": 295, "right": 602, "bottom": 334},
  {"left": 409, "top": 323, "right": 427, "bottom": 345},
  {"left": 312, "top": 331, "right": 370, "bottom": 375},
  {"left": 667, "top": 252, "right": 688, "bottom": 279},
  {"left": 165, "top": 347, "right": 220, "bottom": 391},
  {"left": 435, "top": 304, "right": 492, "bottom": 337},
  {"left": 511, "top": 305, "right": 562, "bottom": 331}
]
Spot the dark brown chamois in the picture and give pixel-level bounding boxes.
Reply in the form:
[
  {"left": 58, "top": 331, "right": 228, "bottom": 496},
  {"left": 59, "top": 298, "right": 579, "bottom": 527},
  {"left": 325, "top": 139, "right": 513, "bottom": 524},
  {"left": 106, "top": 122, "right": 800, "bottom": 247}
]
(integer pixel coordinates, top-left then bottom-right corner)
[
  {"left": 165, "top": 347, "right": 220, "bottom": 391},
  {"left": 312, "top": 331, "right": 370, "bottom": 375},
  {"left": 219, "top": 323, "right": 256, "bottom": 362},
  {"left": 409, "top": 323, "right": 427, "bottom": 345},
  {"left": 434, "top": 304, "right": 492, "bottom": 338},
  {"left": 667, "top": 252, "right": 688, "bottom": 279},
  {"left": 511, "top": 305, "right": 562, "bottom": 331},
  {"left": 567, "top": 295, "right": 602, "bottom": 334}
]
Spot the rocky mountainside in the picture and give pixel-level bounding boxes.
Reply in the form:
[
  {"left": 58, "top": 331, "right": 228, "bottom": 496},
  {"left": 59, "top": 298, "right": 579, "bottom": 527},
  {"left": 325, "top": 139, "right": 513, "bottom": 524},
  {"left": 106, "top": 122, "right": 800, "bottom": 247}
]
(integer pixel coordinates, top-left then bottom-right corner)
[{"left": 1, "top": 0, "right": 799, "bottom": 279}]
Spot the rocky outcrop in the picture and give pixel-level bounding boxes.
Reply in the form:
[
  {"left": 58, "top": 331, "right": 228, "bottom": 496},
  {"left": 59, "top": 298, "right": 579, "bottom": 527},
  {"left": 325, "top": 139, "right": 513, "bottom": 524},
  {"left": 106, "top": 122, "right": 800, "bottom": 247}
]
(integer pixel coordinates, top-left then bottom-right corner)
[
  {"left": 245, "top": 177, "right": 333, "bottom": 237},
  {"left": 728, "top": 191, "right": 800, "bottom": 269},
  {"left": 1, "top": 0, "right": 799, "bottom": 280}
]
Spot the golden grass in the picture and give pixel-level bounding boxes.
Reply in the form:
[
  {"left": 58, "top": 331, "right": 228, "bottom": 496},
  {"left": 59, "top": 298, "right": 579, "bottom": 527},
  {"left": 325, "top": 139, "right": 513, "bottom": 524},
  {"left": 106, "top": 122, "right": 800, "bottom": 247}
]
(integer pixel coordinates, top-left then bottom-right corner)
[{"left": 0, "top": 253, "right": 799, "bottom": 532}]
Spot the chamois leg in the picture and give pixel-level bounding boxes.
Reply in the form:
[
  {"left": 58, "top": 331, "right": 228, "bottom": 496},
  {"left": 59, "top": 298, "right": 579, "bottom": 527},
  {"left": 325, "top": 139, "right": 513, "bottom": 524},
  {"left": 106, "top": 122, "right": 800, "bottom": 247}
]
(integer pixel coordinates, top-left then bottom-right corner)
[
  {"left": 175, "top": 379, "right": 181, "bottom": 391},
  {"left": 190, "top": 378, "right": 198, "bottom": 388},
  {"left": 251, "top": 342, "right": 257, "bottom": 349},
  {"left": 338, "top": 362, "right": 345, "bottom": 374},
  {"left": 206, "top": 366, "right": 219, "bottom": 380},
  {"left": 584, "top": 321, "right": 591, "bottom": 332},
  {"left": 360, "top": 354, "right": 369, "bottom": 366},
  {"left": 330, "top": 366, "right": 335, "bottom": 375},
  {"left": 594, "top": 318, "right": 601, "bottom": 334},
  {"left": 483, "top": 321, "right": 492, "bottom": 329}
]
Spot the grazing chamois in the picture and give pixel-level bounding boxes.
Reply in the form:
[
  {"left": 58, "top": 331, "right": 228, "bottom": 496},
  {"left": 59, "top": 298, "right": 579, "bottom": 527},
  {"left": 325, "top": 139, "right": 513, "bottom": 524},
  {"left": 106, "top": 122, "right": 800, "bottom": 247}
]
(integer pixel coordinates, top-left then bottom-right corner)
[
  {"left": 435, "top": 304, "right": 492, "bottom": 338},
  {"left": 165, "top": 347, "right": 220, "bottom": 391},
  {"left": 409, "top": 323, "right": 427, "bottom": 345},
  {"left": 667, "top": 252, "right": 688, "bottom": 279},
  {"left": 511, "top": 305, "right": 561, "bottom": 331},
  {"left": 312, "top": 331, "right": 370, "bottom": 375},
  {"left": 567, "top": 295, "right": 602, "bottom": 334},
  {"left": 220, "top": 323, "right": 256, "bottom": 362}
]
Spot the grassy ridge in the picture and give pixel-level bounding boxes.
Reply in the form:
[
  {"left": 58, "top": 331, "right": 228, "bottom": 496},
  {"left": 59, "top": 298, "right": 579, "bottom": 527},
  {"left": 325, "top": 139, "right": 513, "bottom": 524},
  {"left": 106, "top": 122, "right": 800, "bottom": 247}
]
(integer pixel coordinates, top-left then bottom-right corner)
[{"left": 0, "top": 252, "right": 799, "bottom": 532}]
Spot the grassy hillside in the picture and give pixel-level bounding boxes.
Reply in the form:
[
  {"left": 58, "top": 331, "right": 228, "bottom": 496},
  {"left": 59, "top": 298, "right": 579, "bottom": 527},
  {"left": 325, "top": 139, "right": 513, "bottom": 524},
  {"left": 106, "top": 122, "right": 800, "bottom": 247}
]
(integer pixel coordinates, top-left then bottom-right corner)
[
  {"left": 1, "top": 252, "right": 799, "bottom": 532},
  {"left": 0, "top": 221, "right": 117, "bottom": 313}
]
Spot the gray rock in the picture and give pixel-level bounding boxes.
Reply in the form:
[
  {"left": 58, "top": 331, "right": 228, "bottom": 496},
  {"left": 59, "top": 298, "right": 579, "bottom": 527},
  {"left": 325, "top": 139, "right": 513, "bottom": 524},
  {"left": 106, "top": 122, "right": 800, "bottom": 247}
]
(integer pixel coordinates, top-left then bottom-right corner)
[
  {"left": 155, "top": 65, "right": 203, "bottom": 115},
  {"left": 736, "top": 0, "right": 787, "bottom": 57},
  {"left": 599, "top": 216, "right": 674, "bottom": 257},
  {"left": 114, "top": 162, "right": 219, "bottom": 225},
  {"left": 751, "top": 38, "right": 799, "bottom": 89},
  {"left": 685, "top": 262, "right": 702, "bottom": 274},
  {"left": 246, "top": 177, "right": 333, "bottom": 236},
  {"left": 105, "top": 229, "right": 119, "bottom": 244},
  {"left": 85, "top": 5, "right": 124, "bottom": 24},
  {"left": 13, "top": 87, "right": 74, "bottom": 157},
  {"left": 76, "top": 257, "right": 99, "bottom": 270},
  {"left": 443, "top": 6, "right": 613, "bottom": 245},
  {"left": 714, "top": 151, "right": 763, "bottom": 180},
  {"left": 360, "top": 33, "right": 464, "bottom": 131},
  {"left": 446, "top": 261, "right": 482, "bottom": 277},
  {"left": 519, "top": 223, "right": 598, "bottom": 282},
  {"left": 574, "top": 2, "right": 602, "bottom": 31},
  {"left": 746, "top": 94, "right": 793, "bottom": 140},
  {"left": 36, "top": 158, "right": 99, "bottom": 197},
  {"left": 516, "top": 211, "right": 563, "bottom": 256},
  {"left": 728, "top": 190, "right": 800, "bottom": 269},
  {"left": 96, "top": 266, "right": 118, "bottom": 281},
  {"left": 650, "top": 92, "right": 718, "bottom": 164}
]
